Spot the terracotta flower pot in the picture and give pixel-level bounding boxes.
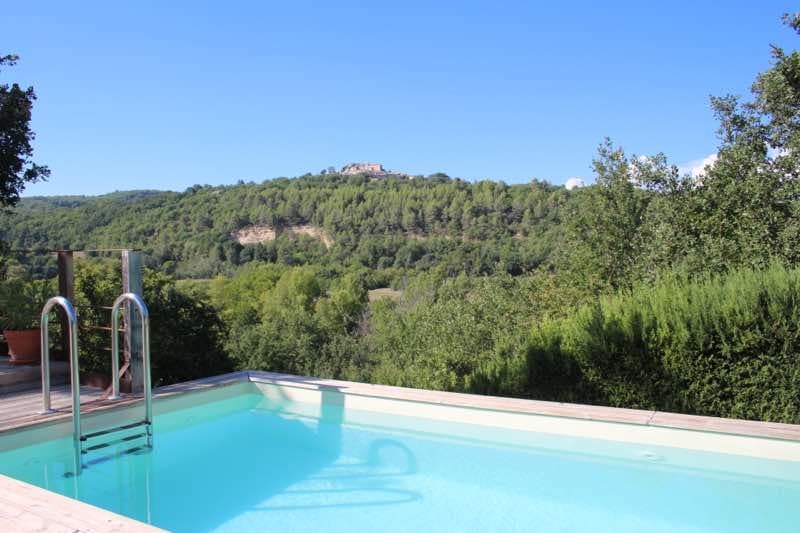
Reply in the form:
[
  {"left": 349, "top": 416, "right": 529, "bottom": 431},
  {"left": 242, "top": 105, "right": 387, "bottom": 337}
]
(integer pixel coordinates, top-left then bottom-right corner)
[{"left": 4, "top": 329, "right": 41, "bottom": 365}]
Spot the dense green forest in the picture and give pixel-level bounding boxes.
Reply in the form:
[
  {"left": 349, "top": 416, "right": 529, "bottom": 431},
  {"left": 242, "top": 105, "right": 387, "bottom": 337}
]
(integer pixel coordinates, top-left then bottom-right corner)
[
  {"left": 2, "top": 15, "right": 800, "bottom": 423},
  {"left": 1, "top": 176, "right": 566, "bottom": 279}
]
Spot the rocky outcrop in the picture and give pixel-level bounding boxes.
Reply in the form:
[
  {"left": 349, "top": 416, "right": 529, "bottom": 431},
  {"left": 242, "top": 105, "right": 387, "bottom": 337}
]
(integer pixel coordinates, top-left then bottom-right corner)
[
  {"left": 231, "top": 226, "right": 276, "bottom": 244},
  {"left": 231, "top": 225, "right": 334, "bottom": 248}
]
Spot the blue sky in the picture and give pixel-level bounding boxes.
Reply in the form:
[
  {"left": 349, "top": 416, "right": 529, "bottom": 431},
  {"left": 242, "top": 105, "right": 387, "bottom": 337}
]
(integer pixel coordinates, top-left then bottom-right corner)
[{"left": 3, "top": 1, "right": 796, "bottom": 196}]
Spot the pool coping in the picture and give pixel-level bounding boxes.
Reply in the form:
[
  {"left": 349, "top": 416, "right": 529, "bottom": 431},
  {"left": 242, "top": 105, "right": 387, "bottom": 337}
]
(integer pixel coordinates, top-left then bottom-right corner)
[
  {"left": 2, "top": 369, "right": 799, "bottom": 442},
  {"left": 0, "top": 473, "right": 165, "bottom": 532},
  {"left": 2, "top": 370, "right": 800, "bottom": 532},
  {"left": 245, "top": 371, "right": 800, "bottom": 442}
]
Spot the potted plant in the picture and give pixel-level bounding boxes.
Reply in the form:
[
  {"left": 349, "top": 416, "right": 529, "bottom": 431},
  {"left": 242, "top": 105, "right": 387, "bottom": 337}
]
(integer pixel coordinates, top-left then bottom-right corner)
[{"left": 0, "top": 279, "right": 53, "bottom": 364}]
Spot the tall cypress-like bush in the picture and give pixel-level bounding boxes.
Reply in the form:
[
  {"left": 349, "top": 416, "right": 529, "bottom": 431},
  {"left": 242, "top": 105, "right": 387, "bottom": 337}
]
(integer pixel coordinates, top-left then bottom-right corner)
[{"left": 527, "top": 264, "right": 800, "bottom": 423}]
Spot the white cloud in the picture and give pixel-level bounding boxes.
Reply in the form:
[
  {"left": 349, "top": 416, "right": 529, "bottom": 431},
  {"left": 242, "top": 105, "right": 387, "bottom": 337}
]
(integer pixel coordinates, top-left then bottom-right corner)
[
  {"left": 565, "top": 177, "right": 585, "bottom": 190},
  {"left": 680, "top": 153, "right": 718, "bottom": 179}
]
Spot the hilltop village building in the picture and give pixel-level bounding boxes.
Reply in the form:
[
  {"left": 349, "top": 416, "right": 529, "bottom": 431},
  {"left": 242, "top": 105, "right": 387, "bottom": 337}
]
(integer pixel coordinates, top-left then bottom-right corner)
[
  {"left": 340, "top": 162, "right": 387, "bottom": 176},
  {"left": 337, "top": 162, "right": 415, "bottom": 179}
]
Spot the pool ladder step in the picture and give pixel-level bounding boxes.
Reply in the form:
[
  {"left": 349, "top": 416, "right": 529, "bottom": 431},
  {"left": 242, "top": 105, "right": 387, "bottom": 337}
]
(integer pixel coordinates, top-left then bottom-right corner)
[
  {"left": 81, "top": 431, "right": 149, "bottom": 454},
  {"left": 80, "top": 419, "right": 152, "bottom": 454},
  {"left": 81, "top": 420, "right": 151, "bottom": 441}
]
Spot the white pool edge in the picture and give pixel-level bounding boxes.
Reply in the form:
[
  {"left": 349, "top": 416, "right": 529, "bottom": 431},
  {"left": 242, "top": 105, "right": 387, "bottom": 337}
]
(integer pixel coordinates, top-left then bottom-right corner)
[{"left": 248, "top": 372, "right": 800, "bottom": 463}]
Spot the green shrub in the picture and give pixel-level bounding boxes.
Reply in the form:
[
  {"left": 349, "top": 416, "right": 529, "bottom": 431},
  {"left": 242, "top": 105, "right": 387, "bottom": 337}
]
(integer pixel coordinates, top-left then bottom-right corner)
[
  {"left": 366, "top": 273, "right": 537, "bottom": 396},
  {"left": 74, "top": 260, "right": 231, "bottom": 386},
  {"left": 0, "top": 278, "right": 55, "bottom": 330},
  {"left": 214, "top": 265, "right": 369, "bottom": 379},
  {"left": 526, "top": 264, "right": 800, "bottom": 422}
]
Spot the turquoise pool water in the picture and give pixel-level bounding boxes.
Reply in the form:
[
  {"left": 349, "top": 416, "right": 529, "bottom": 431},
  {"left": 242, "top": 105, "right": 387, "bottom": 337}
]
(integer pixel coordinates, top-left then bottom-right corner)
[{"left": 1, "top": 391, "right": 799, "bottom": 532}]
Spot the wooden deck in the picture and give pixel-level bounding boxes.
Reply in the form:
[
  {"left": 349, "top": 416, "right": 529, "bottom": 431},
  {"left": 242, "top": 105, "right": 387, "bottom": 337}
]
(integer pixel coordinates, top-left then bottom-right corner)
[
  {"left": 0, "top": 385, "right": 105, "bottom": 429},
  {"left": 0, "top": 356, "right": 69, "bottom": 394},
  {"left": 0, "top": 371, "right": 249, "bottom": 434}
]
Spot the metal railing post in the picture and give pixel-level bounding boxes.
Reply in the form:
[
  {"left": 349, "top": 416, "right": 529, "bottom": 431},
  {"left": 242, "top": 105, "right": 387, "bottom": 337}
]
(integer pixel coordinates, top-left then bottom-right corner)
[
  {"left": 121, "top": 250, "right": 144, "bottom": 393},
  {"left": 110, "top": 304, "right": 122, "bottom": 401}
]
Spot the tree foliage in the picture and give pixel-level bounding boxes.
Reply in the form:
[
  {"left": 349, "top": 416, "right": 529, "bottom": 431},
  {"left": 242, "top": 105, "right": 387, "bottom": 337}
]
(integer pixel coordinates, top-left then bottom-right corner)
[
  {"left": 210, "top": 264, "right": 368, "bottom": 379},
  {"left": 74, "top": 260, "right": 230, "bottom": 386},
  {"left": 0, "top": 177, "right": 567, "bottom": 279},
  {"left": 0, "top": 54, "right": 49, "bottom": 208},
  {"left": 527, "top": 264, "right": 800, "bottom": 422}
]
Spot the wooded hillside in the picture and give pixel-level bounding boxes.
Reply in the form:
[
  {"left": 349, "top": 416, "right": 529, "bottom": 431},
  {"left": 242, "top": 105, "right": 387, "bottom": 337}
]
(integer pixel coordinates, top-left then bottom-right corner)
[{"left": 1, "top": 176, "right": 567, "bottom": 279}]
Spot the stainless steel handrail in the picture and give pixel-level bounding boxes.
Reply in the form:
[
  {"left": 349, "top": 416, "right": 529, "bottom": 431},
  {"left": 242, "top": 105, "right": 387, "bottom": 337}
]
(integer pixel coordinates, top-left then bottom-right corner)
[
  {"left": 110, "top": 292, "right": 152, "bottom": 445},
  {"left": 40, "top": 296, "right": 81, "bottom": 475}
]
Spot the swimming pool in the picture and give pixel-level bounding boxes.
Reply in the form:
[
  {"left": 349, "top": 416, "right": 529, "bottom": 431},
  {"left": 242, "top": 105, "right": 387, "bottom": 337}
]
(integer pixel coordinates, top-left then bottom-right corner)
[{"left": 1, "top": 373, "right": 799, "bottom": 532}]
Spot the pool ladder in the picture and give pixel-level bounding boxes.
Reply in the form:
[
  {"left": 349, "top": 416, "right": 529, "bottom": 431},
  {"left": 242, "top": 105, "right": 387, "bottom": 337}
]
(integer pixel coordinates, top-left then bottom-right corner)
[{"left": 40, "top": 293, "right": 153, "bottom": 476}]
